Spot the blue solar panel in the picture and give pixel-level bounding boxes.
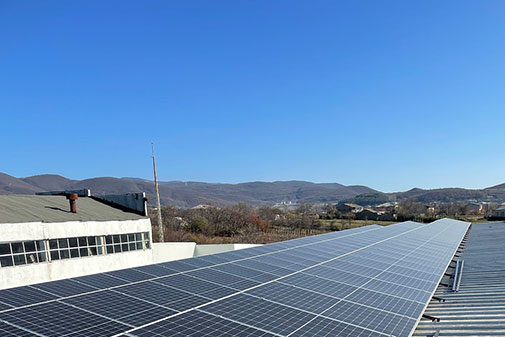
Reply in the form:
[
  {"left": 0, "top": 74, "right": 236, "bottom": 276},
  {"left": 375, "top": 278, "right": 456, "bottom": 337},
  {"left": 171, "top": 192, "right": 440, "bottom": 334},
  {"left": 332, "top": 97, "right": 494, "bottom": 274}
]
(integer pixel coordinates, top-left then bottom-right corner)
[
  {"left": 122, "top": 310, "right": 276, "bottom": 336},
  {"left": 0, "top": 219, "right": 470, "bottom": 337},
  {"left": 30, "top": 279, "right": 97, "bottom": 297},
  {"left": 0, "top": 301, "right": 130, "bottom": 337},
  {"left": 0, "top": 321, "right": 38, "bottom": 337},
  {"left": 0, "top": 285, "right": 59, "bottom": 307}
]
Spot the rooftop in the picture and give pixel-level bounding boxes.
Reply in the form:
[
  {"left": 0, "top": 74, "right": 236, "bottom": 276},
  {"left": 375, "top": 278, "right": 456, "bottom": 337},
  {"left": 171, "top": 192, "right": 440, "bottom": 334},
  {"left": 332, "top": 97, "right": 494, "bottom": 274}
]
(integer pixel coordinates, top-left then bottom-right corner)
[
  {"left": 0, "top": 195, "right": 146, "bottom": 224},
  {"left": 413, "top": 222, "right": 505, "bottom": 336}
]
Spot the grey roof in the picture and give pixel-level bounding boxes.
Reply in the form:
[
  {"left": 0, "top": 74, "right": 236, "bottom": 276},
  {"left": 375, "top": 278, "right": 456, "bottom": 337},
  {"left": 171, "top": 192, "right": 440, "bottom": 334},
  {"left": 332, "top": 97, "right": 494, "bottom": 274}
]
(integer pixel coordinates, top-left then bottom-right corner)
[
  {"left": 0, "top": 195, "right": 146, "bottom": 224},
  {"left": 414, "top": 222, "right": 505, "bottom": 336}
]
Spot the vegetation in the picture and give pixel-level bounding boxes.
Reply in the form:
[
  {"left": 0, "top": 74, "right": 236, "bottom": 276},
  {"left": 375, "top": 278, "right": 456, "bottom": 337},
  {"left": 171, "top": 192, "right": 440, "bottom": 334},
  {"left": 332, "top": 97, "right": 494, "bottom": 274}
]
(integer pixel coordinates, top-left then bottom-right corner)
[
  {"left": 149, "top": 198, "right": 495, "bottom": 244},
  {"left": 149, "top": 203, "right": 393, "bottom": 244},
  {"left": 338, "top": 192, "right": 390, "bottom": 206}
]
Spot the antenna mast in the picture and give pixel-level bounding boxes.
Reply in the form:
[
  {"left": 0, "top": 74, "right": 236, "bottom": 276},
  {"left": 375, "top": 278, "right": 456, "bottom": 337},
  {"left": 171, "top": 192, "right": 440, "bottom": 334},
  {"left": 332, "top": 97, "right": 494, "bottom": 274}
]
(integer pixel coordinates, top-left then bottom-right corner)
[{"left": 152, "top": 143, "right": 164, "bottom": 242}]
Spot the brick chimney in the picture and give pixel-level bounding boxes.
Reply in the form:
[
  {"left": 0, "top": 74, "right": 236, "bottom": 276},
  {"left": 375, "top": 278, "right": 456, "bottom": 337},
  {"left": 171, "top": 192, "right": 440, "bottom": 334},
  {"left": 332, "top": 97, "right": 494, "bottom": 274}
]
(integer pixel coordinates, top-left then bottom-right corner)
[{"left": 66, "top": 193, "right": 78, "bottom": 213}]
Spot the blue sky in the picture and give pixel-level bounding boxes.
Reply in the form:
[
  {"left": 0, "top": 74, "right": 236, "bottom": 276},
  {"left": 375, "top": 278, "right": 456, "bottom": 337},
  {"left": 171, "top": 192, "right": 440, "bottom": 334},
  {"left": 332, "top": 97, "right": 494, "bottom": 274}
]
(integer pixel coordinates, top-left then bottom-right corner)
[{"left": 1, "top": 1, "right": 504, "bottom": 192}]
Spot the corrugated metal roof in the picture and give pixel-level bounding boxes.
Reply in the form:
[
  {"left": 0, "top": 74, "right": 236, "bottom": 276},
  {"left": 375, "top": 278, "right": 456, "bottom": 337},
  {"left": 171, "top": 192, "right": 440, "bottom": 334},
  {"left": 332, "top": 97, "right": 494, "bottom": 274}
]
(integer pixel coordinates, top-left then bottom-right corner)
[
  {"left": 413, "top": 222, "right": 505, "bottom": 336},
  {"left": 0, "top": 195, "right": 146, "bottom": 224}
]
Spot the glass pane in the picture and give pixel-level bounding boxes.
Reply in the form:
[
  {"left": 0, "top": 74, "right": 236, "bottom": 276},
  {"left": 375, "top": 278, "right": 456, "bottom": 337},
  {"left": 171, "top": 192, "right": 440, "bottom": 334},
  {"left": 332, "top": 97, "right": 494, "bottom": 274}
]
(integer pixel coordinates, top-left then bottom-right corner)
[
  {"left": 26, "top": 253, "right": 37, "bottom": 264},
  {"left": 96, "top": 246, "right": 104, "bottom": 255},
  {"left": 70, "top": 249, "right": 79, "bottom": 258},
  {"left": 49, "top": 240, "right": 58, "bottom": 250},
  {"left": 60, "top": 249, "right": 70, "bottom": 259},
  {"left": 69, "top": 238, "right": 78, "bottom": 248},
  {"left": 36, "top": 240, "right": 46, "bottom": 252},
  {"left": 87, "top": 236, "right": 96, "bottom": 246},
  {"left": 38, "top": 252, "right": 47, "bottom": 263},
  {"left": 58, "top": 239, "right": 69, "bottom": 249},
  {"left": 113, "top": 244, "right": 121, "bottom": 253},
  {"left": 129, "top": 242, "right": 136, "bottom": 251},
  {"left": 50, "top": 250, "right": 60, "bottom": 261},
  {"left": 89, "top": 246, "right": 97, "bottom": 255},
  {"left": 113, "top": 235, "right": 121, "bottom": 244},
  {"left": 128, "top": 234, "right": 135, "bottom": 242},
  {"left": 11, "top": 242, "right": 24, "bottom": 254},
  {"left": 13, "top": 254, "right": 26, "bottom": 265},
  {"left": 121, "top": 243, "right": 129, "bottom": 252},
  {"left": 120, "top": 234, "right": 128, "bottom": 243},
  {"left": 135, "top": 233, "right": 142, "bottom": 241},
  {"left": 106, "top": 245, "right": 114, "bottom": 254},
  {"left": 79, "top": 248, "right": 88, "bottom": 257},
  {"left": 136, "top": 241, "right": 143, "bottom": 250},
  {"left": 78, "top": 237, "right": 87, "bottom": 247},
  {"left": 105, "top": 235, "right": 112, "bottom": 244},
  {"left": 24, "top": 241, "right": 36, "bottom": 252},
  {"left": 0, "top": 243, "right": 11, "bottom": 255},
  {"left": 0, "top": 256, "right": 14, "bottom": 267}
]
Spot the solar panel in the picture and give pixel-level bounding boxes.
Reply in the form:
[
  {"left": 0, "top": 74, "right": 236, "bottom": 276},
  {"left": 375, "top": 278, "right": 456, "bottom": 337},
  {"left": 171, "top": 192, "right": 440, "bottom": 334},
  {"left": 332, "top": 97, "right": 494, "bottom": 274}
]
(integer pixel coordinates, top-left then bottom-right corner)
[
  {"left": 30, "top": 279, "right": 98, "bottom": 297},
  {"left": 0, "top": 219, "right": 469, "bottom": 337},
  {"left": 0, "top": 321, "right": 39, "bottom": 337}
]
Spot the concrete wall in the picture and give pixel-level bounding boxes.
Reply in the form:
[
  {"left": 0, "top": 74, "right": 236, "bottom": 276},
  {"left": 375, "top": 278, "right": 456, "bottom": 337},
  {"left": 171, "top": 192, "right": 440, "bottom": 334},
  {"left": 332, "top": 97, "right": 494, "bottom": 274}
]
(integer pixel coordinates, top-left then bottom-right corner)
[
  {"left": 0, "top": 218, "right": 152, "bottom": 290},
  {"left": 194, "top": 243, "right": 261, "bottom": 256},
  {"left": 1, "top": 218, "right": 152, "bottom": 241},
  {"left": 152, "top": 242, "right": 196, "bottom": 263},
  {"left": 152, "top": 243, "right": 262, "bottom": 261}
]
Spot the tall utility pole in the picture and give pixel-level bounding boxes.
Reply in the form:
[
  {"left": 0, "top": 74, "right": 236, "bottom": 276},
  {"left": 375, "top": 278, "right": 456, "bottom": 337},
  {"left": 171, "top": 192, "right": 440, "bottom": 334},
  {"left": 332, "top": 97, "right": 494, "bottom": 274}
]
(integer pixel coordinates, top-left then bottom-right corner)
[{"left": 152, "top": 143, "right": 164, "bottom": 242}]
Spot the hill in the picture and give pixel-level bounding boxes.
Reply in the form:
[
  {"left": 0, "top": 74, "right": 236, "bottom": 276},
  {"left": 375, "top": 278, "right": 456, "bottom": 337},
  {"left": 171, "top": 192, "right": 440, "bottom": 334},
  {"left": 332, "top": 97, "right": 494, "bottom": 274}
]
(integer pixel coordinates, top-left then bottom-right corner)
[
  {"left": 3, "top": 173, "right": 505, "bottom": 208},
  {"left": 0, "top": 173, "right": 377, "bottom": 208}
]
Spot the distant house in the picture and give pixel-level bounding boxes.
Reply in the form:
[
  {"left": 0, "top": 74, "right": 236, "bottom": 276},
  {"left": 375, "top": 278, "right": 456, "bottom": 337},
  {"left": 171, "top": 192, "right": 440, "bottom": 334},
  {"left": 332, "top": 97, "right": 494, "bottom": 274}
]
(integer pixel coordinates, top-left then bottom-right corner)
[
  {"left": 355, "top": 208, "right": 380, "bottom": 220},
  {"left": 335, "top": 203, "right": 363, "bottom": 214},
  {"left": 492, "top": 205, "right": 505, "bottom": 219},
  {"left": 354, "top": 208, "right": 395, "bottom": 221},
  {"left": 466, "top": 202, "right": 485, "bottom": 215},
  {"left": 373, "top": 202, "right": 397, "bottom": 213},
  {"left": 190, "top": 204, "right": 216, "bottom": 210}
]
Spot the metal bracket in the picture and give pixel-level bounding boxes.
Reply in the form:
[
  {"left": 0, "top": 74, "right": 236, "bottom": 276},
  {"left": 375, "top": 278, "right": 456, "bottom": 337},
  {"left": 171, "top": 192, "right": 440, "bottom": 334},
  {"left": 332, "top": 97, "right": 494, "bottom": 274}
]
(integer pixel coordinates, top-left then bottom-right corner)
[
  {"left": 422, "top": 314, "right": 440, "bottom": 322},
  {"left": 452, "top": 260, "right": 464, "bottom": 292}
]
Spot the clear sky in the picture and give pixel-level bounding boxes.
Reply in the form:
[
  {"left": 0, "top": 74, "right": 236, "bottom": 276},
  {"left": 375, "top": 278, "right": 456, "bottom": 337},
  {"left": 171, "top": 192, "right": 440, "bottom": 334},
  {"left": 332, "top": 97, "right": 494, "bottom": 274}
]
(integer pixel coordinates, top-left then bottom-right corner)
[{"left": 1, "top": 1, "right": 504, "bottom": 192}]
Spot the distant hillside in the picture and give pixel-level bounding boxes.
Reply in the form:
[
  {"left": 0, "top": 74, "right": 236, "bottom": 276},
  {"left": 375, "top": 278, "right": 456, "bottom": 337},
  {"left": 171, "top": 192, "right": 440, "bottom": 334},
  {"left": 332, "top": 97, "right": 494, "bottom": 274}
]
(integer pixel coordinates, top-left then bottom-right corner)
[
  {"left": 338, "top": 192, "right": 391, "bottom": 206},
  {"left": 2, "top": 173, "right": 505, "bottom": 207},
  {"left": 388, "top": 185, "right": 505, "bottom": 204},
  {"left": 0, "top": 173, "right": 377, "bottom": 208}
]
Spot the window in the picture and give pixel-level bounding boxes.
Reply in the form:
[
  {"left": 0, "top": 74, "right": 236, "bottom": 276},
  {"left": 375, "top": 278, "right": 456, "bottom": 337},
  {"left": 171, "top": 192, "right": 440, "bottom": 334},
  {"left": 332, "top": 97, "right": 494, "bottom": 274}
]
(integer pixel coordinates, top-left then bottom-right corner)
[
  {"left": 49, "top": 239, "right": 60, "bottom": 261},
  {"left": 144, "top": 232, "right": 151, "bottom": 249},
  {"left": 24, "top": 241, "right": 38, "bottom": 264},
  {"left": 58, "top": 239, "right": 70, "bottom": 259},
  {"left": 0, "top": 240, "right": 47, "bottom": 268},
  {"left": 0, "top": 231, "right": 151, "bottom": 268},
  {"left": 69, "top": 238, "right": 79, "bottom": 258},
  {"left": 0, "top": 243, "right": 13, "bottom": 267}
]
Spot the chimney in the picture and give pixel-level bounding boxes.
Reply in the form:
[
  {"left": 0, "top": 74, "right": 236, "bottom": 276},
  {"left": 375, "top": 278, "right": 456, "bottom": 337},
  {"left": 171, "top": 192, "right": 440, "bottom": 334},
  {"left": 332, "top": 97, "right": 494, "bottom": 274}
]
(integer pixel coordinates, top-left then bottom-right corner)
[{"left": 66, "top": 193, "right": 78, "bottom": 213}]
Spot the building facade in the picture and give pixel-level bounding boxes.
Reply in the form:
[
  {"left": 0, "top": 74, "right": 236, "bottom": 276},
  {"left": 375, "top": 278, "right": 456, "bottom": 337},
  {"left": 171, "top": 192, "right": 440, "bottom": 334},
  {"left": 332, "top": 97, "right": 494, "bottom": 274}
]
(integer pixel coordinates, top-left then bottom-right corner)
[{"left": 0, "top": 193, "right": 153, "bottom": 289}]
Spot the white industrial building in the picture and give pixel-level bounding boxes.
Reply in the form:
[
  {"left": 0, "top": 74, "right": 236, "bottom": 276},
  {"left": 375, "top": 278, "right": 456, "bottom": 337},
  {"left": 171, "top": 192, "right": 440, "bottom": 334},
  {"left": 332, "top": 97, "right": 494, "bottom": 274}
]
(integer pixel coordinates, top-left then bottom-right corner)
[
  {"left": 0, "top": 191, "right": 260, "bottom": 290},
  {"left": 0, "top": 191, "right": 153, "bottom": 289}
]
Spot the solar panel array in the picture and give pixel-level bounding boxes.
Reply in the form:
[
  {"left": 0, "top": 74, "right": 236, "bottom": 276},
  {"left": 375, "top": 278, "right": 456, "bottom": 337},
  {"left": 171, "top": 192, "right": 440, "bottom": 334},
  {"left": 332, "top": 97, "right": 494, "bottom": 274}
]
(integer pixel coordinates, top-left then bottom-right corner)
[{"left": 0, "top": 219, "right": 469, "bottom": 337}]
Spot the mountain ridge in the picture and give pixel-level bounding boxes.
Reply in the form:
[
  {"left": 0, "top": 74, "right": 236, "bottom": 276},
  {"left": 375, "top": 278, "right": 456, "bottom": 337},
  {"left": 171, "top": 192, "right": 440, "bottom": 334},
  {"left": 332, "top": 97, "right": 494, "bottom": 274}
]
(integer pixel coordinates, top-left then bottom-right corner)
[{"left": 1, "top": 173, "right": 505, "bottom": 208}]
